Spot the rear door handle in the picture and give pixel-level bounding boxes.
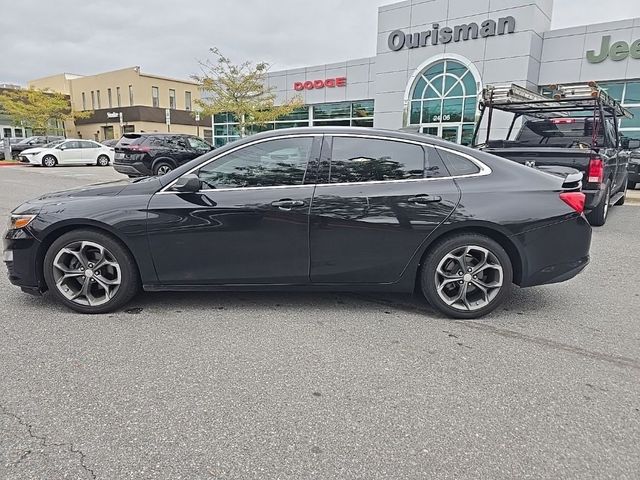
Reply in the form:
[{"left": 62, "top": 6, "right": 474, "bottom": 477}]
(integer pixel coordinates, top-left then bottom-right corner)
[
  {"left": 271, "top": 199, "right": 305, "bottom": 209},
  {"left": 407, "top": 195, "right": 442, "bottom": 204}
]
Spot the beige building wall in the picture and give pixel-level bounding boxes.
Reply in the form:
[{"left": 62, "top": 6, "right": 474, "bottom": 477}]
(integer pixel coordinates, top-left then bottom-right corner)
[
  {"left": 65, "top": 67, "right": 200, "bottom": 113},
  {"left": 29, "top": 67, "right": 205, "bottom": 141},
  {"left": 74, "top": 121, "right": 208, "bottom": 141}
]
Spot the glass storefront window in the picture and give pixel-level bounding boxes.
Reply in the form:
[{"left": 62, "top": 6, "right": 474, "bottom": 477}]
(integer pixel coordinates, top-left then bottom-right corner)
[
  {"left": 600, "top": 82, "right": 624, "bottom": 102},
  {"left": 621, "top": 107, "right": 640, "bottom": 128},
  {"left": 313, "top": 102, "right": 351, "bottom": 119},
  {"left": 624, "top": 82, "right": 640, "bottom": 104},
  {"left": 352, "top": 100, "right": 374, "bottom": 118},
  {"left": 313, "top": 119, "right": 351, "bottom": 127},
  {"left": 406, "top": 59, "right": 478, "bottom": 144}
]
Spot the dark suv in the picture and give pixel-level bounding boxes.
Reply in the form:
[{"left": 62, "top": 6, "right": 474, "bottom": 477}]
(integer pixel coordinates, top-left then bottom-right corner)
[{"left": 113, "top": 133, "right": 213, "bottom": 177}]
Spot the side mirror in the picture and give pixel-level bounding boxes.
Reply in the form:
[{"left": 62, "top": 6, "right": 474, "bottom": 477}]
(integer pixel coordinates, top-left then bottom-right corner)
[
  {"left": 57, "top": 145, "right": 66, "bottom": 150},
  {"left": 172, "top": 173, "right": 201, "bottom": 192}
]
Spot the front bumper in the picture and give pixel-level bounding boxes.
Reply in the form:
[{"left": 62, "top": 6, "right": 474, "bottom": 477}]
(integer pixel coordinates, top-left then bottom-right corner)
[
  {"left": 516, "top": 213, "right": 592, "bottom": 288},
  {"left": 3, "top": 227, "right": 43, "bottom": 291}
]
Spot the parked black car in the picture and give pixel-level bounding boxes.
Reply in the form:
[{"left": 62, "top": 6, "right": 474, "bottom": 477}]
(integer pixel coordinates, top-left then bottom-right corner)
[
  {"left": 113, "top": 133, "right": 213, "bottom": 177},
  {"left": 4, "top": 127, "right": 592, "bottom": 319},
  {"left": 10, "top": 136, "right": 65, "bottom": 157}
]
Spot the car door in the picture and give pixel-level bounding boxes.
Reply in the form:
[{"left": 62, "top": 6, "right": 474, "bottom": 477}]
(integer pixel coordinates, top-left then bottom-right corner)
[
  {"left": 146, "top": 134, "right": 321, "bottom": 285},
  {"left": 309, "top": 135, "right": 460, "bottom": 284},
  {"left": 57, "top": 141, "right": 84, "bottom": 164},
  {"left": 79, "top": 140, "right": 100, "bottom": 163}
]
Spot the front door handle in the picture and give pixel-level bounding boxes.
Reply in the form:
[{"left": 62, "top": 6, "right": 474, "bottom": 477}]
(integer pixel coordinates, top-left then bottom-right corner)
[
  {"left": 407, "top": 195, "right": 442, "bottom": 204},
  {"left": 271, "top": 199, "right": 305, "bottom": 209}
]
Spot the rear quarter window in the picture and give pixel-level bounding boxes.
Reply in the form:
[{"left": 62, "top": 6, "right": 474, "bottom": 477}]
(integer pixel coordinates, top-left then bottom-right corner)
[{"left": 438, "top": 149, "right": 481, "bottom": 176}]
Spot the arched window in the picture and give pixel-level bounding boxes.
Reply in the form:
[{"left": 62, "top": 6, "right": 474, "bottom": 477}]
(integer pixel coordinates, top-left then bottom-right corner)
[{"left": 408, "top": 59, "right": 479, "bottom": 145}]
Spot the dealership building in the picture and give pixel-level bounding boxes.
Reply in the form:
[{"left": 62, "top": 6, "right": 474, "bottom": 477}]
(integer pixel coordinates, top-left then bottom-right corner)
[{"left": 213, "top": 0, "right": 640, "bottom": 147}]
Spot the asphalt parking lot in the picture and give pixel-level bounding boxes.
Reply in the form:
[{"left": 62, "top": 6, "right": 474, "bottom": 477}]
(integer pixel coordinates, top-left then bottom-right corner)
[{"left": 1, "top": 164, "right": 639, "bottom": 479}]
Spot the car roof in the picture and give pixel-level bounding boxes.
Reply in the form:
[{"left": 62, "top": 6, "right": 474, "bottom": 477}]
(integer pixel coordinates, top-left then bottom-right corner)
[{"left": 239, "top": 126, "right": 466, "bottom": 150}]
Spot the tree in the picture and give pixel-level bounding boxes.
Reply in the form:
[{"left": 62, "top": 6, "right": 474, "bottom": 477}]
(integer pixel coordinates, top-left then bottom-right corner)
[
  {"left": 192, "top": 48, "right": 302, "bottom": 137},
  {"left": 0, "top": 88, "right": 91, "bottom": 135}
]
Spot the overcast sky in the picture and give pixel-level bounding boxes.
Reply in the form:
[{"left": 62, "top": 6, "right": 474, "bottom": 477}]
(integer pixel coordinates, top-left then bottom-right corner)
[{"left": 0, "top": 0, "right": 636, "bottom": 85}]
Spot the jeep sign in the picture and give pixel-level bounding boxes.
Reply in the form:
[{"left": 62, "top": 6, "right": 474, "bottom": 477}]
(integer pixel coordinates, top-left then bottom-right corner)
[
  {"left": 586, "top": 35, "right": 640, "bottom": 63},
  {"left": 388, "top": 16, "right": 516, "bottom": 51}
]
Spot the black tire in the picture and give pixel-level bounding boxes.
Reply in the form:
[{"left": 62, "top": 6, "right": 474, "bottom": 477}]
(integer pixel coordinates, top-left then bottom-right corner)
[
  {"left": 420, "top": 233, "right": 513, "bottom": 319},
  {"left": 96, "top": 155, "right": 110, "bottom": 166},
  {"left": 586, "top": 181, "right": 610, "bottom": 227},
  {"left": 43, "top": 229, "right": 140, "bottom": 314},
  {"left": 628, "top": 181, "right": 636, "bottom": 190},
  {"left": 153, "top": 161, "right": 174, "bottom": 176},
  {"left": 42, "top": 155, "right": 57, "bottom": 167}
]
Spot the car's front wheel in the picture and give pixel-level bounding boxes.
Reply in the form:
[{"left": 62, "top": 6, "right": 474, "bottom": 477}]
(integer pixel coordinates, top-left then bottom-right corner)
[
  {"left": 43, "top": 229, "right": 140, "bottom": 313},
  {"left": 42, "top": 155, "right": 57, "bottom": 167},
  {"left": 420, "top": 234, "right": 513, "bottom": 319}
]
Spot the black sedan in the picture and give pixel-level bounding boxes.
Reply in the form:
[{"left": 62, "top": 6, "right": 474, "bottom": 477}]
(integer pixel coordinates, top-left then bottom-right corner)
[{"left": 3, "top": 127, "right": 592, "bottom": 319}]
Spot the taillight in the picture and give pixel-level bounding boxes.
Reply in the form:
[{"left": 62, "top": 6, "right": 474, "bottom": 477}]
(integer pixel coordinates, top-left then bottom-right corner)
[
  {"left": 587, "top": 157, "right": 604, "bottom": 183},
  {"left": 127, "top": 145, "right": 150, "bottom": 153},
  {"left": 560, "top": 192, "right": 585, "bottom": 213}
]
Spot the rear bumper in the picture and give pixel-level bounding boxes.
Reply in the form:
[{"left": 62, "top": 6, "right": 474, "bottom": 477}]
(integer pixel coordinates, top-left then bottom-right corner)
[
  {"left": 113, "top": 161, "right": 151, "bottom": 177},
  {"left": 516, "top": 213, "right": 592, "bottom": 288}
]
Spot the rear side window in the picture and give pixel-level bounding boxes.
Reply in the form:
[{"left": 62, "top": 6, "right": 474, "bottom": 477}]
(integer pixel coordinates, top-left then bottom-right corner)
[
  {"left": 117, "top": 134, "right": 146, "bottom": 147},
  {"left": 438, "top": 149, "right": 480, "bottom": 176},
  {"left": 329, "top": 137, "right": 432, "bottom": 183}
]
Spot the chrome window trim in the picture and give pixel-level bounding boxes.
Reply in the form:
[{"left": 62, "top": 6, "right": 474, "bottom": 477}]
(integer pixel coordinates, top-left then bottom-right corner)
[{"left": 157, "top": 132, "right": 491, "bottom": 195}]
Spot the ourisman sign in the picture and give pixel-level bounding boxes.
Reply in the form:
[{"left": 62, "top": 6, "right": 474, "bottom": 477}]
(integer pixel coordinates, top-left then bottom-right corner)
[{"left": 388, "top": 16, "right": 516, "bottom": 51}]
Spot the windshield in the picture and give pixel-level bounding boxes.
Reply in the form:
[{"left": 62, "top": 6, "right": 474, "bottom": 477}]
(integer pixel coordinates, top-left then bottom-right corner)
[
  {"left": 516, "top": 118, "right": 607, "bottom": 148},
  {"left": 44, "top": 140, "right": 64, "bottom": 148},
  {"left": 17, "top": 136, "right": 38, "bottom": 144}
]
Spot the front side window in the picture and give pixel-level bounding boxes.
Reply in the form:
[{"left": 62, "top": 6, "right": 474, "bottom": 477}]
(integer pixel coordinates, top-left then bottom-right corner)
[
  {"left": 197, "top": 137, "right": 314, "bottom": 189},
  {"left": 80, "top": 141, "right": 98, "bottom": 149},
  {"left": 63, "top": 141, "right": 81, "bottom": 149},
  {"left": 328, "top": 137, "right": 429, "bottom": 183}
]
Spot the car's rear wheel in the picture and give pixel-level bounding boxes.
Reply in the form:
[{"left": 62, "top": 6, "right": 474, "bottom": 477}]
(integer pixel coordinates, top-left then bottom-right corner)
[
  {"left": 96, "top": 155, "right": 110, "bottom": 166},
  {"left": 420, "top": 234, "right": 513, "bottom": 319},
  {"left": 586, "top": 181, "right": 610, "bottom": 227},
  {"left": 42, "top": 155, "right": 57, "bottom": 167},
  {"left": 153, "top": 162, "right": 173, "bottom": 176},
  {"left": 43, "top": 229, "right": 140, "bottom": 314}
]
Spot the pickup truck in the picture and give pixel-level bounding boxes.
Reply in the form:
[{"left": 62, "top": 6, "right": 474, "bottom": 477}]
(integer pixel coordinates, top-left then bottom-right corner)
[
  {"left": 482, "top": 117, "right": 628, "bottom": 226},
  {"left": 474, "top": 83, "right": 632, "bottom": 226}
]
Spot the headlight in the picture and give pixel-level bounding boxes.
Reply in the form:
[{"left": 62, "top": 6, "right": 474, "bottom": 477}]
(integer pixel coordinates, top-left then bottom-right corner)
[{"left": 8, "top": 214, "right": 37, "bottom": 230}]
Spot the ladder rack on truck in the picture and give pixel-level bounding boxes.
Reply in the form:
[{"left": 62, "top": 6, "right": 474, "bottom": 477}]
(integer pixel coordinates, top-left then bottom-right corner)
[{"left": 471, "top": 82, "right": 633, "bottom": 147}]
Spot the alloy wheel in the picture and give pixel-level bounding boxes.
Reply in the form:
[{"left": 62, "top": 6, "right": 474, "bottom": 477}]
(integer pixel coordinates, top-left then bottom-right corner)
[
  {"left": 434, "top": 245, "right": 504, "bottom": 312},
  {"left": 43, "top": 156, "right": 56, "bottom": 167},
  {"left": 51, "top": 241, "right": 121, "bottom": 306},
  {"left": 156, "top": 165, "right": 172, "bottom": 175}
]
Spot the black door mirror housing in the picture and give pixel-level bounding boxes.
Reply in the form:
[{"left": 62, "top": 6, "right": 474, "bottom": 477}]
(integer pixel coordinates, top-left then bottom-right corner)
[{"left": 172, "top": 174, "right": 201, "bottom": 192}]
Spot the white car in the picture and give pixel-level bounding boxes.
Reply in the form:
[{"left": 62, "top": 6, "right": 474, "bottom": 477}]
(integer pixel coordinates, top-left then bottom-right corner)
[{"left": 19, "top": 139, "right": 114, "bottom": 167}]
